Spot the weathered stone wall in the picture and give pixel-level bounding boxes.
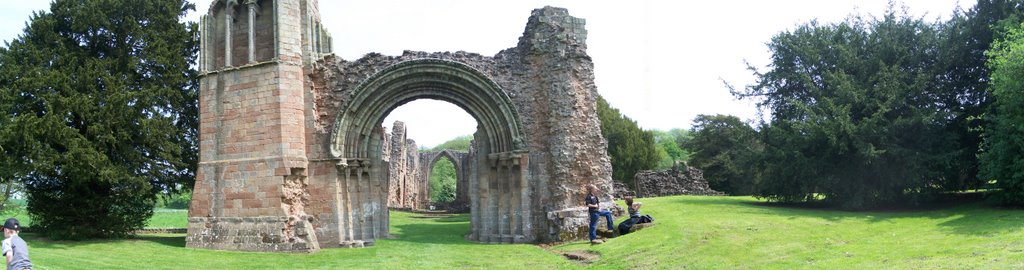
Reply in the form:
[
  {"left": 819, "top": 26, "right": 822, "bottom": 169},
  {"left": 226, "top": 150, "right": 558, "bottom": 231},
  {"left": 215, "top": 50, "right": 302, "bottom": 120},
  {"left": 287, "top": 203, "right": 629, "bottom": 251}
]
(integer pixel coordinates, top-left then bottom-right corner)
[
  {"left": 634, "top": 166, "right": 725, "bottom": 198},
  {"left": 308, "top": 7, "right": 615, "bottom": 243},
  {"left": 612, "top": 181, "right": 635, "bottom": 200},
  {"left": 382, "top": 121, "right": 426, "bottom": 210},
  {"left": 190, "top": 1, "right": 614, "bottom": 252}
]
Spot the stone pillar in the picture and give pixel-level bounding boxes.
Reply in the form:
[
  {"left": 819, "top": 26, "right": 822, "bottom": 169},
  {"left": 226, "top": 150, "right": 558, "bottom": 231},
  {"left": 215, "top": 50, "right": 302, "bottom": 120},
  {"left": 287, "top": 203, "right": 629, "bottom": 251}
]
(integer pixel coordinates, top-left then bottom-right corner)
[
  {"left": 199, "top": 15, "right": 207, "bottom": 72},
  {"left": 224, "top": 1, "right": 234, "bottom": 67},
  {"left": 246, "top": 0, "right": 258, "bottom": 63}
]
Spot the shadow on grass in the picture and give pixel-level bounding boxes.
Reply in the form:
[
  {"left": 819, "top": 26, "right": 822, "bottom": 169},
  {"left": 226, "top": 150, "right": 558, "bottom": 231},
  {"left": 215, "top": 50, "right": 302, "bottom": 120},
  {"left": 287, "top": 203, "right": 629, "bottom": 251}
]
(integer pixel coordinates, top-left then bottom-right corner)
[
  {"left": 21, "top": 233, "right": 186, "bottom": 250},
  {"left": 666, "top": 194, "right": 1024, "bottom": 236},
  {"left": 134, "top": 234, "right": 187, "bottom": 247},
  {"left": 435, "top": 214, "right": 470, "bottom": 223}
]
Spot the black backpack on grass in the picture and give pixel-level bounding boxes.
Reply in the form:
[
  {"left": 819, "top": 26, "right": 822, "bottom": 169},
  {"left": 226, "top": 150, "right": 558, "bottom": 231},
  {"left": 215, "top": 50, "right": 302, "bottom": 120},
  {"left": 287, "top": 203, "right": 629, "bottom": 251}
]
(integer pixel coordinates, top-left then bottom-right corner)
[
  {"left": 637, "top": 214, "right": 654, "bottom": 224},
  {"left": 618, "top": 217, "right": 637, "bottom": 235}
]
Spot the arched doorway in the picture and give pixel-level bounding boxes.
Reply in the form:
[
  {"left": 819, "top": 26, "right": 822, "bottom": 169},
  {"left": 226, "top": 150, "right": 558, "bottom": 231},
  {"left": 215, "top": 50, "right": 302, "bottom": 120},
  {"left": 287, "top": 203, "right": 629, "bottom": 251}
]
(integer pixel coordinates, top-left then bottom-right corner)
[
  {"left": 330, "top": 59, "right": 531, "bottom": 244},
  {"left": 419, "top": 149, "right": 471, "bottom": 211}
]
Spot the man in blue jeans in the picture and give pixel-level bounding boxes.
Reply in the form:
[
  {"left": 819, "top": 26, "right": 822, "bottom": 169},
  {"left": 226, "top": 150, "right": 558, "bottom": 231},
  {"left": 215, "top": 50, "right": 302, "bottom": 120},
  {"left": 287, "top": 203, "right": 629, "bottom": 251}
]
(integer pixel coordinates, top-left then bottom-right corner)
[{"left": 585, "top": 184, "right": 614, "bottom": 244}]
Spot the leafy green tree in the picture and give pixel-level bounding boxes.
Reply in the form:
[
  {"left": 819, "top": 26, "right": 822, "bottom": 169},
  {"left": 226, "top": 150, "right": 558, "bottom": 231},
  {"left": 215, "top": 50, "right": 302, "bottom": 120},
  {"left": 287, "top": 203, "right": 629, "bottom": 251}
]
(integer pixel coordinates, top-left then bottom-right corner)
[
  {"left": 668, "top": 128, "right": 693, "bottom": 153},
  {"left": 932, "top": 0, "right": 1024, "bottom": 190},
  {"left": 685, "top": 115, "right": 761, "bottom": 195},
  {"left": 429, "top": 135, "right": 472, "bottom": 152},
  {"left": 426, "top": 135, "right": 471, "bottom": 203},
  {"left": 735, "top": 10, "right": 957, "bottom": 209},
  {"left": 980, "top": 21, "right": 1024, "bottom": 206},
  {"left": 0, "top": 0, "right": 198, "bottom": 238},
  {"left": 596, "top": 96, "right": 659, "bottom": 185},
  {"left": 652, "top": 129, "right": 690, "bottom": 169},
  {"left": 429, "top": 157, "right": 457, "bottom": 203}
]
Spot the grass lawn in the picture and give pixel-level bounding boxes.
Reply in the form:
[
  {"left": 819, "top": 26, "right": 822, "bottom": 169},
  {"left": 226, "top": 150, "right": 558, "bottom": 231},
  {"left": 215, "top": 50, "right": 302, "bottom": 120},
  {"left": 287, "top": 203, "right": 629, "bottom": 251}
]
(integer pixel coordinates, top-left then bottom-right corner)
[
  {"left": 557, "top": 196, "right": 1024, "bottom": 269},
  {"left": 25, "top": 211, "right": 574, "bottom": 269},
  {"left": 17, "top": 195, "right": 1024, "bottom": 269},
  {"left": 145, "top": 208, "right": 188, "bottom": 228},
  {"left": 0, "top": 207, "right": 187, "bottom": 229}
]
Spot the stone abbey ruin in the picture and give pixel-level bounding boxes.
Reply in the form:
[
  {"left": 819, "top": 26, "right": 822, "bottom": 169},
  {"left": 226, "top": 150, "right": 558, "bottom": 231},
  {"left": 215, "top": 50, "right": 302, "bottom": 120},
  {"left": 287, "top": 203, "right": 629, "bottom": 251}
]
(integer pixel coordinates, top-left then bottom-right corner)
[{"left": 187, "top": 0, "right": 614, "bottom": 252}]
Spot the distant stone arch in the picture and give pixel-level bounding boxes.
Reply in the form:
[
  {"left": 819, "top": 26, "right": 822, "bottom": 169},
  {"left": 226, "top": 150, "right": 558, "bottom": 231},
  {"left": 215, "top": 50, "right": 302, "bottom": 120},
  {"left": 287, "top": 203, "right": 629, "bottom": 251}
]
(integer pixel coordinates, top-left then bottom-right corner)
[{"left": 418, "top": 149, "right": 471, "bottom": 209}]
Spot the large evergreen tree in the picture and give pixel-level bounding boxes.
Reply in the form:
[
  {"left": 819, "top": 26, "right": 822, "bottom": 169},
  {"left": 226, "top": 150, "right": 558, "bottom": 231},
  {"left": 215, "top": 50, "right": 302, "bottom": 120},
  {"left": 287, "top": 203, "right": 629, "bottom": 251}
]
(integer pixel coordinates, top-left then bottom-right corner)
[
  {"left": 685, "top": 115, "right": 761, "bottom": 195},
  {"left": 0, "top": 0, "right": 198, "bottom": 238},
  {"left": 596, "top": 95, "right": 659, "bottom": 186},
  {"left": 736, "top": 10, "right": 956, "bottom": 209}
]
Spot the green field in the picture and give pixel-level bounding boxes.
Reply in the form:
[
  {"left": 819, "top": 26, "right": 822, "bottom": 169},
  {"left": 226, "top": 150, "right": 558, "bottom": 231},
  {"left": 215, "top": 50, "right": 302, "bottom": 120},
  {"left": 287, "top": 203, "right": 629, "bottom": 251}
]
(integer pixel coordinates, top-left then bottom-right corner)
[
  {"left": 145, "top": 208, "right": 188, "bottom": 228},
  {"left": 15, "top": 195, "right": 1024, "bottom": 269},
  {"left": 0, "top": 207, "right": 187, "bottom": 229}
]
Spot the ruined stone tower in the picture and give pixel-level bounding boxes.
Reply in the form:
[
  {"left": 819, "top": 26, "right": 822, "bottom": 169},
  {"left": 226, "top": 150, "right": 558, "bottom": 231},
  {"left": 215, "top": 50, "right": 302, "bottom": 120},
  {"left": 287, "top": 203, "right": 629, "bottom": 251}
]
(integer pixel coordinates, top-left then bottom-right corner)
[
  {"left": 188, "top": 0, "right": 330, "bottom": 252},
  {"left": 189, "top": 0, "right": 615, "bottom": 252}
]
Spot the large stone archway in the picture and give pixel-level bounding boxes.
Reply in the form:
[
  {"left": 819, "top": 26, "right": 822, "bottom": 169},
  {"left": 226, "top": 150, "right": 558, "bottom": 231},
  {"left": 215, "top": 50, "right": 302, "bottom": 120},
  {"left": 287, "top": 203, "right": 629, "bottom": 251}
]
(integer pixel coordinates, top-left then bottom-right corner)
[
  {"left": 188, "top": 0, "right": 614, "bottom": 252},
  {"left": 328, "top": 59, "right": 534, "bottom": 245}
]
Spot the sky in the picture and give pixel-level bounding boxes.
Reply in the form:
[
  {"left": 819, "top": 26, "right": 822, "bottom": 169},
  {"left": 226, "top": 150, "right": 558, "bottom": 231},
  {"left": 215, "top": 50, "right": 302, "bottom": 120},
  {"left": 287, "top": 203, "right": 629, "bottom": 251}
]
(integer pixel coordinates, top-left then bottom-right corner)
[{"left": 0, "top": 0, "right": 974, "bottom": 148}]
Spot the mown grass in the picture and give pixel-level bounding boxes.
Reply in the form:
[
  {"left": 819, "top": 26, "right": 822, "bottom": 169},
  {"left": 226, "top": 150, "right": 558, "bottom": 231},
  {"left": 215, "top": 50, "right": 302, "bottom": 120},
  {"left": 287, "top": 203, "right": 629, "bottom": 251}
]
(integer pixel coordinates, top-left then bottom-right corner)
[
  {"left": 16, "top": 195, "right": 1024, "bottom": 269},
  {"left": 145, "top": 208, "right": 188, "bottom": 228},
  {"left": 24, "top": 211, "right": 573, "bottom": 269},
  {"left": 558, "top": 196, "right": 1024, "bottom": 269},
  {"left": 0, "top": 207, "right": 186, "bottom": 229}
]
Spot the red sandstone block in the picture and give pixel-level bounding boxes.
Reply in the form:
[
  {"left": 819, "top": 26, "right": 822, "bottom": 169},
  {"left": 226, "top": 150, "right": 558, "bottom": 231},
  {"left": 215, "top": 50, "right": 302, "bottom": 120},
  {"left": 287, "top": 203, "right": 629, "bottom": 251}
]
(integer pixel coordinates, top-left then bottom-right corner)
[
  {"left": 226, "top": 192, "right": 255, "bottom": 201},
  {"left": 261, "top": 184, "right": 281, "bottom": 194},
  {"left": 274, "top": 167, "right": 289, "bottom": 176},
  {"left": 224, "top": 165, "right": 239, "bottom": 176},
  {"left": 243, "top": 199, "right": 261, "bottom": 208}
]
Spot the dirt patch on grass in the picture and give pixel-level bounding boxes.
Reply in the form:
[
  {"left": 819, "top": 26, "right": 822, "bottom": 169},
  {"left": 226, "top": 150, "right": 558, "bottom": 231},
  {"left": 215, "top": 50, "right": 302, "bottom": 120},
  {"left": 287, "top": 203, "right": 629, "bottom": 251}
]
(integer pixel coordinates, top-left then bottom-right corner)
[
  {"left": 537, "top": 243, "right": 600, "bottom": 265},
  {"left": 559, "top": 250, "right": 600, "bottom": 264}
]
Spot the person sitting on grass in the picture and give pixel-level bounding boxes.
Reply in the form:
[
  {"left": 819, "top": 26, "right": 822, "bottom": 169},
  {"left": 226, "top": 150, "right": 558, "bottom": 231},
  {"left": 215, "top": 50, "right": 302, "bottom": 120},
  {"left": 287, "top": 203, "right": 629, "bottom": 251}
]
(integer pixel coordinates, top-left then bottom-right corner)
[
  {"left": 625, "top": 196, "right": 642, "bottom": 218},
  {"left": 2, "top": 218, "right": 32, "bottom": 270},
  {"left": 618, "top": 196, "right": 653, "bottom": 235},
  {"left": 618, "top": 197, "right": 641, "bottom": 235},
  {"left": 585, "top": 184, "right": 614, "bottom": 244}
]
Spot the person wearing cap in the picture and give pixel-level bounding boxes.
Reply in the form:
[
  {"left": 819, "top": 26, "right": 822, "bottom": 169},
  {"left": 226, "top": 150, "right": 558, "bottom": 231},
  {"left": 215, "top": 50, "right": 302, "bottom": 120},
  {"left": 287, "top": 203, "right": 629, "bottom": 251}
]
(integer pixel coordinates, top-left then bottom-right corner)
[{"left": 2, "top": 218, "right": 32, "bottom": 270}]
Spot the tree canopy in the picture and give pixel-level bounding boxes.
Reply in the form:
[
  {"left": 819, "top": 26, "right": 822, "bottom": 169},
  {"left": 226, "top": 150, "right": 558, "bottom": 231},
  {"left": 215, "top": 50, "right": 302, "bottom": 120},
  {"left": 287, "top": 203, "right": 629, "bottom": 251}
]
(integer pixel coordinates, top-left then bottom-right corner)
[
  {"left": 736, "top": 9, "right": 965, "bottom": 209},
  {"left": 651, "top": 129, "right": 691, "bottom": 169},
  {"left": 596, "top": 95, "right": 659, "bottom": 186},
  {"left": 685, "top": 115, "right": 761, "bottom": 195},
  {"left": 980, "top": 21, "right": 1024, "bottom": 206},
  {"left": 727, "top": 0, "right": 1024, "bottom": 209},
  {"left": 0, "top": 0, "right": 198, "bottom": 238},
  {"left": 429, "top": 135, "right": 472, "bottom": 152}
]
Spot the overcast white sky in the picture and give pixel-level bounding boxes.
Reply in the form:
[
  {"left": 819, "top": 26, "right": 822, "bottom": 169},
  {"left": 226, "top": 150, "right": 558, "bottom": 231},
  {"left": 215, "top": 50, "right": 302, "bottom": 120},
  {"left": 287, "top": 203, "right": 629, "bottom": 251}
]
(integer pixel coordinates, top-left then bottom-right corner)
[{"left": 1, "top": 0, "right": 973, "bottom": 148}]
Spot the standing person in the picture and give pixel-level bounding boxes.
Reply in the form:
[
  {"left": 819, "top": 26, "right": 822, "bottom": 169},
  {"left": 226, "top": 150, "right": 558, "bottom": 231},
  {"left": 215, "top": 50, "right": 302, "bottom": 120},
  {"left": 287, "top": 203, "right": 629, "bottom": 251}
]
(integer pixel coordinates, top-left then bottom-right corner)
[
  {"left": 2, "top": 218, "right": 32, "bottom": 270},
  {"left": 585, "top": 184, "right": 614, "bottom": 244}
]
